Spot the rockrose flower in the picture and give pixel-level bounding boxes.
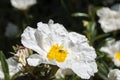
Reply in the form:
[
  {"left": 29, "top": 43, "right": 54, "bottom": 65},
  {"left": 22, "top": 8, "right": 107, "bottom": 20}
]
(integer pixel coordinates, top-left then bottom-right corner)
[
  {"left": 100, "top": 38, "right": 120, "bottom": 67},
  {"left": 108, "top": 69, "right": 120, "bottom": 80},
  {"left": 97, "top": 7, "right": 120, "bottom": 33},
  {"left": 10, "top": 0, "right": 37, "bottom": 10},
  {"left": 21, "top": 20, "right": 98, "bottom": 79}
]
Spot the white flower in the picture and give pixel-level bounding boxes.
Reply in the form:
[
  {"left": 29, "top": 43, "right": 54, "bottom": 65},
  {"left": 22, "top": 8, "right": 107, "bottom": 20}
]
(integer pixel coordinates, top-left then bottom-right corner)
[
  {"left": 108, "top": 69, "right": 120, "bottom": 80},
  {"left": 21, "top": 20, "right": 98, "bottom": 79},
  {"left": 0, "top": 57, "right": 21, "bottom": 79},
  {"left": 97, "top": 7, "right": 120, "bottom": 33},
  {"left": 10, "top": 0, "right": 37, "bottom": 10},
  {"left": 100, "top": 38, "right": 120, "bottom": 67},
  {"left": 55, "top": 68, "right": 74, "bottom": 79},
  {"left": 5, "top": 22, "right": 18, "bottom": 38}
]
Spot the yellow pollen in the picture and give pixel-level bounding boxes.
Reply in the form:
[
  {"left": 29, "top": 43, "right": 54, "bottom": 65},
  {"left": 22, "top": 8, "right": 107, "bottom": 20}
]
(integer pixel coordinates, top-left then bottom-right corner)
[
  {"left": 47, "top": 44, "right": 68, "bottom": 62},
  {"left": 114, "top": 52, "right": 120, "bottom": 60}
]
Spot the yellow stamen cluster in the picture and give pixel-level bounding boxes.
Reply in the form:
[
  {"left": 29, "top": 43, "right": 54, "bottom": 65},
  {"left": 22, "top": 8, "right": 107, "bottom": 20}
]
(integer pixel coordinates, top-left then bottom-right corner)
[
  {"left": 114, "top": 52, "right": 120, "bottom": 60},
  {"left": 47, "top": 44, "right": 68, "bottom": 62}
]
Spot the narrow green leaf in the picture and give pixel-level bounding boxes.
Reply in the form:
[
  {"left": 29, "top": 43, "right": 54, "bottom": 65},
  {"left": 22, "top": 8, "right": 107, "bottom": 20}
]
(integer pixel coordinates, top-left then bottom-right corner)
[
  {"left": 94, "top": 33, "right": 110, "bottom": 41},
  {"left": 97, "top": 62, "right": 109, "bottom": 80},
  {"left": 0, "top": 51, "right": 10, "bottom": 80},
  {"left": 98, "top": 72, "right": 108, "bottom": 80},
  {"left": 97, "top": 62, "right": 108, "bottom": 75}
]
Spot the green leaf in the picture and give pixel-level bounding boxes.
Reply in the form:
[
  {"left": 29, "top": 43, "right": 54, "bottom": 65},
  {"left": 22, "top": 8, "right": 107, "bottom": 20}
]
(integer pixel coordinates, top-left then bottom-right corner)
[
  {"left": 90, "top": 21, "right": 96, "bottom": 40},
  {"left": 0, "top": 51, "right": 10, "bottom": 80},
  {"left": 84, "top": 21, "right": 97, "bottom": 45},
  {"left": 94, "top": 33, "right": 110, "bottom": 41},
  {"left": 97, "top": 62, "right": 109, "bottom": 80},
  {"left": 98, "top": 72, "right": 108, "bottom": 80}
]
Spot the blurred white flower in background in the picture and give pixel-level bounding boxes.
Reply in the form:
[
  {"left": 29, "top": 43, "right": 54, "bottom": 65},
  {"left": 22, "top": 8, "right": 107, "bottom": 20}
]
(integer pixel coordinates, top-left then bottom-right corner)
[
  {"left": 103, "top": 0, "right": 115, "bottom": 5},
  {"left": 108, "top": 69, "right": 120, "bottom": 80},
  {"left": 100, "top": 38, "right": 120, "bottom": 67},
  {"left": 21, "top": 20, "right": 98, "bottom": 79},
  {"left": 97, "top": 7, "right": 120, "bottom": 33},
  {"left": 5, "top": 22, "right": 18, "bottom": 38},
  {"left": 10, "top": 0, "right": 37, "bottom": 10},
  {"left": 111, "top": 3, "right": 120, "bottom": 11},
  {"left": 0, "top": 57, "right": 21, "bottom": 79}
]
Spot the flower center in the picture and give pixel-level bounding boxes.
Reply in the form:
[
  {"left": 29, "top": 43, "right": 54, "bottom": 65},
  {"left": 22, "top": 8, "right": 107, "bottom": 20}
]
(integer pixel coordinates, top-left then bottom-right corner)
[
  {"left": 47, "top": 44, "right": 68, "bottom": 62},
  {"left": 114, "top": 52, "right": 120, "bottom": 60}
]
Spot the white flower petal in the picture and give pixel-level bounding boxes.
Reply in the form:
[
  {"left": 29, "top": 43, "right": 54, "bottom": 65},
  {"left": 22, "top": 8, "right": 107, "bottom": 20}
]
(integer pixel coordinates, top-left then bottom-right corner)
[
  {"left": 71, "top": 62, "right": 96, "bottom": 79},
  {"left": 27, "top": 53, "right": 55, "bottom": 66},
  {"left": 68, "top": 32, "right": 96, "bottom": 60},
  {"left": 68, "top": 32, "right": 87, "bottom": 44},
  {"left": 37, "top": 22, "right": 51, "bottom": 34},
  {"left": 21, "top": 27, "right": 45, "bottom": 55},
  {"left": 7, "top": 57, "right": 21, "bottom": 75},
  {"left": 27, "top": 54, "right": 46, "bottom": 66},
  {"left": 34, "top": 30, "right": 52, "bottom": 52},
  {"left": 49, "top": 21, "right": 68, "bottom": 44},
  {"left": 34, "top": 22, "right": 54, "bottom": 52}
]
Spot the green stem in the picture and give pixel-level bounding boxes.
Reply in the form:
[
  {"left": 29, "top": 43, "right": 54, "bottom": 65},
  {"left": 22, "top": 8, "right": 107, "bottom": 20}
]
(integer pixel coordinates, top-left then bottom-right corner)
[{"left": 23, "top": 10, "right": 30, "bottom": 25}]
